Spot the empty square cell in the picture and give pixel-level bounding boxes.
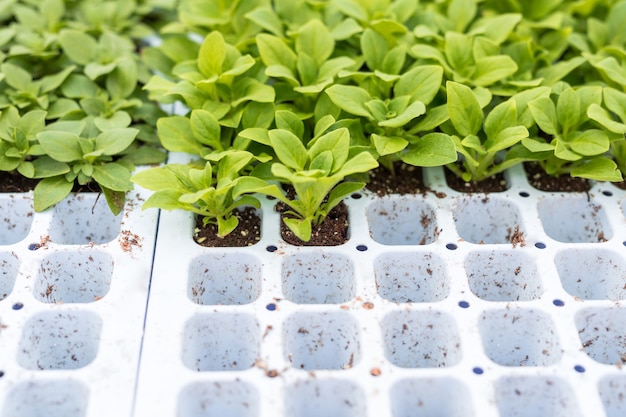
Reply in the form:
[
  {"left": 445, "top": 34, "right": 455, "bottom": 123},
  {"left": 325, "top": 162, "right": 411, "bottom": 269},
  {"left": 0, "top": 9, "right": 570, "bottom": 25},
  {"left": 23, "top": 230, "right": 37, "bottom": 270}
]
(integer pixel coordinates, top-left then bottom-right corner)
[
  {"left": 34, "top": 251, "right": 113, "bottom": 303},
  {"left": 49, "top": 194, "right": 123, "bottom": 244},
  {"left": 479, "top": 308, "right": 562, "bottom": 366},
  {"left": 178, "top": 381, "right": 259, "bottom": 417},
  {"left": 465, "top": 250, "right": 543, "bottom": 301},
  {"left": 282, "top": 252, "right": 355, "bottom": 304},
  {"left": 188, "top": 253, "right": 261, "bottom": 305},
  {"left": 538, "top": 196, "right": 612, "bottom": 243},
  {"left": 0, "top": 251, "right": 19, "bottom": 301},
  {"left": 381, "top": 310, "right": 462, "bottom": 368},
  {"left": 182, "top": 313, "right": 259, "bottom": 371},
  {"left": 375, "top": 252, "right": 449, "bottom": 303},
  {"left": 453, "top": 197, "right": 525, "bottom": 244},
  {"left": 284, "top": 311, "right": 360, "bottom": 370},
  {"left": 495, "top": 376, "right": 582, "bottom": 417},
  {"left": 285, "top": 379, "right": 366, "bottom": 417},
  {"left": 390, "top": 378, "right": 475, "bottom": 417},
  {"left": 576, "top": 307, "right": 626, "bottom": 365},
  {"left": 0, "top": 197, "right": 33, "bottom": 245},
  {"left": 556, "top": 249, "right": 626, "bottom": 300},
  {"left": 599, "top": 376, "right": 626, "bottom": 417},
  {"left": 17, "top": 311, "right": 102, "bottom": 370},
  {"left": 366, "top": 197, "right": 438, "bottom": 245},
  {"left": 1, "top": 379, "right": 89, "bottom": 417}
]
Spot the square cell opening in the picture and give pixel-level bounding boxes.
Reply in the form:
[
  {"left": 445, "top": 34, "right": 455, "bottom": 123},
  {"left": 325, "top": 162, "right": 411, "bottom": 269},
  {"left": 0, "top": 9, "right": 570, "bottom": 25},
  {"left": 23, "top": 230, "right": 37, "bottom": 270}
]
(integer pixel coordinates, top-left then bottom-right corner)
[
  {"left": 576, "top": 307, "right": 626, "bottom": 365},
  {"left": 0, "top": 251, "right": 19, "bottom": 301},
  {"left": 282, "top": 252, "right": 355, "bottom": 304},
  {"left": 381, "top": 310, "right": 462, "bottom": 368},
  {"left": 479, "top": 308, "right": 562, "bottom": 367},
  {"left": 538, "top": 196, "right": 611, "bottom": 243},
  {"left": 17, "top": 311, "right": 102, "bottom": 370},
  {"left": 188, "top": 253, "right": 262, "bottom": 305},
  {"left": 453, "top": 197, "right": 525, "bottom": 244},
  {"left": 0, "top": 197, "right": 33, "bottom": 245},
  {"left": 390, "top": 378, "right": 475, "bottom": 417},
  {"left": 49, "top": 194, "right": 123, "bottom": 244},
  {"left": 1, "top": 380, "right": 89, "bottom": 417},
  {"left": 366, "top": 197, "right": 438, "bottom": 245},
  {"left": 465, "top": 250, "right": 543, "bottom": 301},
  {"left": 178, "top": 381, "right": 259, "bottom": 417},
  {"left": 182, "top": 313, "right": 259, "bottom": 371},
  {"left": 34, "top": 250, "right": 113, "bottom": 303},
  {"left": 495, "top": 376, "right": 582, "bottom": 417},
  {"left": 556, "top": 249, "right": 626, "bottom": 300},
  {"left": 375, "top": 252, "right": 449, "bottom": 303},
  {"left": 599, "top": 376, "right": 626, "bottom": 417},
  {"left": 285, "top": 379, "right": 366, "bottom": 417},
  {"left": 283, "top": 311, "right": 360, "bottom": 370}
]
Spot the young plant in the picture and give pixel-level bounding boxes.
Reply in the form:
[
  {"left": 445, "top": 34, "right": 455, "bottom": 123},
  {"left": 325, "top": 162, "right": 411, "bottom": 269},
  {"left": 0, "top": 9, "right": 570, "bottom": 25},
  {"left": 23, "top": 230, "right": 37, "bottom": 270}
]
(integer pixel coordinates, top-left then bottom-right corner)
[
  {"left": 525, "top": 83, "right": 622, "bottom": 181},
  {"left": 131, "top": 150, "right": 278, "bottom": 237},
  {"left": 34, "top": 120, "right": 140, "bottom": 214},
  {"left": 588, "top": 87, "right": 626, "bottom": 176},
  {"left": 241, "top": 117, "right": 378, "bottom": 241},
  {"left": 443, "top": 81, "right": 532, "bottom": 182}
]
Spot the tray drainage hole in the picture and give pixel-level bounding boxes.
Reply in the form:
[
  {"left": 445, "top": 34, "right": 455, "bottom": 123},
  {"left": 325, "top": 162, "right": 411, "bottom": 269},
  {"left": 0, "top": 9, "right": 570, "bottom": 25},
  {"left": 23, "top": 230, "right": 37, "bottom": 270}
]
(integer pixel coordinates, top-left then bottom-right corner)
[
  {"left": 553, "top": 299, "right": 565, "bottom": 307},
  {"left": 27, "top": 243, "right": 39, "bottom": 251},
  {"left": 0, "top": 370, "right": 4, "bottom": 378},
  {"left": 266, "top": 303, "right": 277, "bottom": 311},
  {"left": 12, "top": 302, "right": 23, "bottom": 310},
  {"left": 472, "top": 367, "right": 484, "bottom": 375},
  {"left": 266, "top": 245, "right": 278, "bottom": 253},
  {"left": 356, "top": 244, "right": 368, "bottom": 252},
  {"left": 602, "top": 190, "right": 613, "bottom": 197},
  {"left": 519, "top": 191, "right": 530, "bottom": 197},
  {"left": 446, "top": 243, "right": 458, "bottom": 250},
  {"left": 458, "top": 301, "right": 470, "bottom": 308},
  {"left": 574, "top": 365, "right": 585, "bottom": 373},
  {"left": 535, "top": 242, "right": 547, "bottom": 249},
  {"left": 351, "top": 193, "right": 362, "bottom": 199}
]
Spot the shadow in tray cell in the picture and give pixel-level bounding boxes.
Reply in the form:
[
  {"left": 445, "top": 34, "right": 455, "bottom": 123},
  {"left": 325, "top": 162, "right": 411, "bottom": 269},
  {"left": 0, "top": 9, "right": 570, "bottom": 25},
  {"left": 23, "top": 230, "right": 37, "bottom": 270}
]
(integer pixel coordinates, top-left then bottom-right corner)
[
  {"left": 177, "top": 381, "right": 259, "bottom": 417},
  {"left": 556, "top": 249, "right": 626, "bottom": 300},
  {"left": 0, "top": 251, "right": 19, "bottom": 301},
  {"left": 34, "top": 251, "right": 113, "bottom": 303},
  {"left": 366, "top": 197, "right": 439, "bottom": 245},
  {"left": 17, "top": 311, "right": 102, "bottom": 370},
  {"left": 188, "top": 253, "right": 262, "bottom": 305},
  {"left": 538, "top": 196, "right": 612, "bottom": 243},
  {"left": 599, "top": 375, "right": 626, "bottom": 417},
  {"left": 453, "top": 197, "right": 525, "bottom": 244},
  {"left": 1, "top": 380, "right": 89, "bottom": 417},
  {"left": 182, "top": 313, "right": 259, "bottom": 372},
  {"left": 576, "top": 307, "right": 626, "bottom": 365},
  {"left": 375, "top": 251, "right": 449, "bottom": 303},
  {"left": 0, "top": 197, "right": 33, "bottom": 245}
]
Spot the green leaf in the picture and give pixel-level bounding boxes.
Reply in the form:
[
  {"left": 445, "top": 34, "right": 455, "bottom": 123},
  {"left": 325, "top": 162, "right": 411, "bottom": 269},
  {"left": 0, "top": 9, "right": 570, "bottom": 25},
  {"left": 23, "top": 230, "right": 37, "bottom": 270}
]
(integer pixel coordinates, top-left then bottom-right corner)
[
  {"left": 379, "top": 101, "right": 426, "bottom": 128},
  {"left": 238, "top": 128, "right": 271, "bottom": 146},
  {"left": 31, "top": 157, "right": 70, "bottom": 178},
  {"left": 484, "top": 100, "right": 517, "bottom": 139},
  {"left": 521, "top": 138, "right": 555, "bottom": 153},
  {"left": 588, "top": 104, "right": 626, "bottom": 134},
  {"left": 256, "top": 34, "right": 297, "bottom": 70},
  {"left": 448, "top": 0, "right": 476, "bottom": 33},
  {"left": 372, "top": 134, "right": 408, "bottom": 156},
  {"left": 402, "top": 133, "right": 458, "bottom": 167},
  {"left": 283, "top": 217, "right": 312, "bottom": 242},
  {"left": 473, "top": 55, "right": 518, "bottom": 86},
  {"left": 326, "top": 85, "right": 372, "bottom": 118},
  {"left": 361, "top": 28, "right": 388, "bottom": 71},
  {"left": 1, "top": 63, "right": 32, "bottom": 90},
  {"left": 529, "top": 97, "right": 559, "bottom": 136},
  {"left": 268, "top": 129, "right": 308, "bottom": 171},
  {"left": 245, "top": 6, "right": 284, "bottom": 37},
  {"left": 335, "top": 151, "right": 378, "bottom": 177},
  {"left": 568, "top": 130, "right": 609, "bottom": 156},
  {"left": 33, "top": 176, "right": 73, "bottom": 212},
  {"left": 445, "top": 32, "right": 474, "bottom": 73},
  {"left": 604, "top": 88, "right": 626, "bottom": 123},
  {"left": 58, "top": 29, "right": 97, "bottom": 65},
  {"left": 537, "top": 56, "right": 586, "bottom": 86},
  {"left": 93, "top": 163, "right": 133, "bottom": 192},
  {"left": 511, "top": 87, "right": 551, "bottom": 128},
  {"left": 37, "top": 131, "right": 84, "bottom": 162},
  {"left": 95, "top": 128, "right": 138, "bottom": 155},
  {"left": 556, "top": 88, "right": 581, "bottom": 135},
  {"left": 571, "top": 158, "right": 622, "bottom": 182},
  {"left": 101, "top": 186, "right": 126, "bottom": 216},
  {"left": 276, "top": 110, "right": 304, "bottom": 139},
  {"left": 190, "top": 110, "right": 222, "bottom": 149},
  {"left": 157, "top": 116, "right": 204, "bottom": 155},
  {"left": 324, "top": 181, "right": 364, "bottom": 214},
  {"left": 486, "top": 126, "right": 529, "bottom": 153},
  {"left": 395, "top": 65, "right": 443, "bottom": 106},
  {"left": 107, "top": 57, "right": 137, "bottom": 100},
  {"left": 447, "top": 81, "right": 482, "bottom": 136},
  {"left": 296, "top": 20, "right": 334, "bottom": 66},
  {"left": 474, "top": 13, "right": 522, "bottom": 44},
  {"left": 197, "top": 31, "right": 226, "bottom": 78}
]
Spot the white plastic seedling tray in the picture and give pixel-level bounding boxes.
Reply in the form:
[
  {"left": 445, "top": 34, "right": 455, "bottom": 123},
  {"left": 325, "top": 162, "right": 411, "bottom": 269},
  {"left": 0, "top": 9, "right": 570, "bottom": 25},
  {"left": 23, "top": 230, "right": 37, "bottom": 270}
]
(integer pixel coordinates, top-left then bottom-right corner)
[
  {"left": 136, "top": 162, "right": 626, "bottom": 417},
  {"left": 0, "top": 186, "right": 158, "bottom": 417}
]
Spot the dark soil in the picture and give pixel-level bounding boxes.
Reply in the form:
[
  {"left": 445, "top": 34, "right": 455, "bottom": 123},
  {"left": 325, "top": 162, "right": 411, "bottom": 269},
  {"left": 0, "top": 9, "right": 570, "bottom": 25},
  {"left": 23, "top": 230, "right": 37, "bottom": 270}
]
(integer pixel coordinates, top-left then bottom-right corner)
[
  {"left": 193, "top": 207, "right": 261, "bottom": 247},
  {"left": 524, "top": 162, "right": 590, "bottom": 192},
  {"left": 278, "top": 201, "right": 349, "bottom": 246},
  {"left": 366, "top": 162, "right": 425, "bottom": 196},
  {"left": 0, "top": 172, "right": 38, "bottom": 192},
  {"left": 445, "top": 169, "right": 508, "bottom": 193}
]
